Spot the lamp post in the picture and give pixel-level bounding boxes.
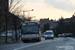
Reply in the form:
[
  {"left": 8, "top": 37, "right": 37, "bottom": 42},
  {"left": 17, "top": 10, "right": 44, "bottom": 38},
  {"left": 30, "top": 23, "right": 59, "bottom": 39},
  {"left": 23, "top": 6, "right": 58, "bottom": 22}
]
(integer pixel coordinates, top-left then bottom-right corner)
[
  {"left": 5, "top": 0, "right": 8, "bottom": 43},
  {"left": 33, "top": 16, "right": 36, "bottom": 18},
  {"left": 74, "top": 13, "right": 75, "bottom": 16},
  {"left": 22, "top": 9, "right": 34, "bottom": 21}
]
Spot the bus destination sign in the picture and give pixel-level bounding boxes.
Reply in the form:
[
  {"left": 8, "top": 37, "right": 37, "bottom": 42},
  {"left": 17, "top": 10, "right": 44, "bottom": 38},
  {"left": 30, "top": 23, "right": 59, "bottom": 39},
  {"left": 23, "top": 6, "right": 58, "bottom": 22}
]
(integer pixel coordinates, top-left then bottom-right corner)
[
  {"left": 28, "top": 23, "right": 34, "bottom": 25},
  {"left": 22, "top": 23, "right": 26, "bottom": 25}
]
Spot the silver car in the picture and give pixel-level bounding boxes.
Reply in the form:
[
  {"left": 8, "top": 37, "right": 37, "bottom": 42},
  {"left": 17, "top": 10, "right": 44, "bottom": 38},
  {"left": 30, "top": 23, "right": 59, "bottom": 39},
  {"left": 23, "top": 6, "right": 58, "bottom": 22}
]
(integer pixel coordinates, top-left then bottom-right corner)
[
  {"left": 58, "top": 34, "right": 62, "bottom": 37},
  {"left": 44, "top": 31, "right": 54, "bottom": 40}
]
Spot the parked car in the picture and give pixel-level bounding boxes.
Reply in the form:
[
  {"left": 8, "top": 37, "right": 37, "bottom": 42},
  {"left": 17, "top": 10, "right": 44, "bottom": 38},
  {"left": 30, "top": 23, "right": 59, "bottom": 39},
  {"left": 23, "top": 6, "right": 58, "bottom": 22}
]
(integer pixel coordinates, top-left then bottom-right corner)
[
  {"left": 41, "top": 34, "right": 44, "bottom": 37},
  {"left": 1, "top": 33, "right": 6, "bottom": 36},
  {"left": 68, "top": 33, "right": 73, "bottom": 37},
  {"left": 62, "top": 33, "right": 65, "bottom": 37},
  {"left": 62, "top": 33, "right": 73, "bottom": 37},
  {"left": 65, "top": 33, "right": 69, "bottom": 37},
  {"left": 58, "top": 34, "right": 62, "bottom": 37},
  {"left": 44, "top": 31, "right": 54, "bottom": 40},
  {"left": 1, "top": 32, "right": 12, "bottom": 36},
  {"left": 7, "top": 33, "right": 12, "bottom": 36},
  {"left": 43, "top": 32, "right": 46, "bottom": 38}
]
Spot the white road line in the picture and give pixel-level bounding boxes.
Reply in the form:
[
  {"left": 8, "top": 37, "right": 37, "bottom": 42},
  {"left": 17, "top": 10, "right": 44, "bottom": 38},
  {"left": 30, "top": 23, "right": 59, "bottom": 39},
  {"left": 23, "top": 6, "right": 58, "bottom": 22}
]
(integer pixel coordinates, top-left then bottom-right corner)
[
  {"left": 0, "top": 38, "right": 44, "bottom": 47},
  {"left": 14, "top": 39, "right": 59, "bottom": 50},
  {"left": 0, "top": 42, "right": 23, "bottom": 47},
  {"left": 56, "top": 49, "right": 59, "bottom": 50},
  {"left": 14, "top": 41, "right": 52, "bottom": 50},
  {"left": 0, "top": 38, "right": 60, "bottom": 48}
]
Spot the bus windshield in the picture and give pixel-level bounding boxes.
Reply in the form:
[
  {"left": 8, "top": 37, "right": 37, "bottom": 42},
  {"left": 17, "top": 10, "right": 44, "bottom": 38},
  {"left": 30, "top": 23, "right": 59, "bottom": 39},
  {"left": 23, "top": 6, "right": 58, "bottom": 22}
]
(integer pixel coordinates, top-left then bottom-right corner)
[{"left": 21, "top": 25, "right": 38, "bottom": 34}]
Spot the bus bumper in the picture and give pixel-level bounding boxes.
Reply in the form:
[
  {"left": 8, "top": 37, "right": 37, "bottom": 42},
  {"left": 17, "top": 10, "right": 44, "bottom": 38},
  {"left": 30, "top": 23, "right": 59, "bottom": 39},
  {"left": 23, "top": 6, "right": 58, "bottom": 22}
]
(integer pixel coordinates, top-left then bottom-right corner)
[{"left": 22, "top": 37, "right": 40, "bottom": 41}]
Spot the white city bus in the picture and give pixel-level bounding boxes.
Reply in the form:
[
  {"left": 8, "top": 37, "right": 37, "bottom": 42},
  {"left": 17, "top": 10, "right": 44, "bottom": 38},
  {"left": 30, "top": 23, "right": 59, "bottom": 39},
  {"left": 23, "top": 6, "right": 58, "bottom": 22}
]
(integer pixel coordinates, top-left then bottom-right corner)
[{"left": 20, "top": 21, "right": 41, "bottom": 43}]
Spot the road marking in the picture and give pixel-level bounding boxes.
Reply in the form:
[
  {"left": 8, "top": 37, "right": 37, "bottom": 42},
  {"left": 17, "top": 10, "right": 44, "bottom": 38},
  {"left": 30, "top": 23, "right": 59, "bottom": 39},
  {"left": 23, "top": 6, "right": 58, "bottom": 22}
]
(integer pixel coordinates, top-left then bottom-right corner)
[
  {"left": 14, "top": 41, "right": 52, "bottom": 50},
  {"left": 56, "top": 49, "right": 59, "bottom": 50},
  {"left": 14, "top": 39, "right": 60, "bottom": 50},
  {"left": 58, "top": 39, "right": 59, "bottom": 40},
  {"left": 0, "top": 38, "right": 60, "bottom": 48},
  {"left": 0, "top": 38, "right": 44, "bottom": 47},
  {"left": 0, "top": 42, "right": 23, "bottom": 47}
]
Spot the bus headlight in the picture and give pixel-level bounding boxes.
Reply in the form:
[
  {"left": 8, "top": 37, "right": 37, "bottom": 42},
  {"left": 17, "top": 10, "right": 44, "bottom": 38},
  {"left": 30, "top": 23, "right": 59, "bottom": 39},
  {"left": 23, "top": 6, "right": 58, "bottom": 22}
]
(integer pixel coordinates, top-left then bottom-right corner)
[
  {"left": 44, "top": 35, "right": 47, "bottom": 37},
  {"left": 45, "top": 35, "right": 47, "bottom": 37},
  {"left": 51, "top": 35, "right": 54, "bottom": 37},
  {"left": 36, "top": 35, "right": 38, "bottom": 36},
  {"left": 22, "top": 35, "right": 24, "bottom": 37},
  {"left": 43, "top": 35, "right": 45, "bottom": 36}
]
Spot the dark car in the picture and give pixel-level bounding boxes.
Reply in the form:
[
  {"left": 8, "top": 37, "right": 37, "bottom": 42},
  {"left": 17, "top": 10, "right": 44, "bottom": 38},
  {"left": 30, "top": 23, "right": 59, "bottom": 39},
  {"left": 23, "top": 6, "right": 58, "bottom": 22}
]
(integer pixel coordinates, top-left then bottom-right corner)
[
  {"left": 68, "top": 33, "right": 73, "bottom": 37},
  {"left": 65, "top": 33, "right": 69, "bottom": 37}
]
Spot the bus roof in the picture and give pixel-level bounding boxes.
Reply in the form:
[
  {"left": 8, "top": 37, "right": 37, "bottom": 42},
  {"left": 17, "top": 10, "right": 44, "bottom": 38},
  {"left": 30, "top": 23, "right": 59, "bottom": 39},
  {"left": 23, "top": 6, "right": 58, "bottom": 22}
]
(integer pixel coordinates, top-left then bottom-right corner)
[
  {"left": 21, "top": 21, "right": 39, "bottom": 24},
  {"left": 25, "top": 21, "right": 38, "bottom": 23}
]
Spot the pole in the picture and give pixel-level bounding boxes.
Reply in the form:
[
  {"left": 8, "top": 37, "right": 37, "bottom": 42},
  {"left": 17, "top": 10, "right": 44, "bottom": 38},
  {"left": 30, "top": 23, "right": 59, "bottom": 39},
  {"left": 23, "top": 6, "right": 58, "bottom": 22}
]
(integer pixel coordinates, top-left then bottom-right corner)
[
  {"left": 23, "top": 11, "right": 25, "bottom": 21},
  {"left": 5, "top": 0, "right": 8, "bottom": 43},
  {"left": 5, "top": 11, "right": 7, "bottom": 43},
  {"left": 14, "top": 17, "right": 18, "bottom": 41},
  {"left": 23, "top": 9, "right": 34, "bottom": 21}
]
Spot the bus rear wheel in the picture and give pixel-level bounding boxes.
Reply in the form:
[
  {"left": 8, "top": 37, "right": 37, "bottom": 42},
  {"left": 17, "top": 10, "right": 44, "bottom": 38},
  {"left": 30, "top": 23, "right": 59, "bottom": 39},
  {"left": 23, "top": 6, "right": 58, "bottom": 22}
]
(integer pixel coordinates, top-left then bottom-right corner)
[{"left": 23, "top": 41, "right": 28, "bottom": 43}]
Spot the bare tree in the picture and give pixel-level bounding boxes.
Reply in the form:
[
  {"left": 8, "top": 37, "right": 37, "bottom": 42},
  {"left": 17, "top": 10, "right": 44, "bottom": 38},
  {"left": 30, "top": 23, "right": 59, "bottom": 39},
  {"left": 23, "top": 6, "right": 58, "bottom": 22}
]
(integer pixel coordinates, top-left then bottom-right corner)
[
  {"left": 9, "top": 0, "right": 26, "bottom": 17},
  {"left": 4, "top": 0, "right": 26, "bottom": 42},
  {"left": 9, "top": 0, "right": 35, "bottom": 21}
]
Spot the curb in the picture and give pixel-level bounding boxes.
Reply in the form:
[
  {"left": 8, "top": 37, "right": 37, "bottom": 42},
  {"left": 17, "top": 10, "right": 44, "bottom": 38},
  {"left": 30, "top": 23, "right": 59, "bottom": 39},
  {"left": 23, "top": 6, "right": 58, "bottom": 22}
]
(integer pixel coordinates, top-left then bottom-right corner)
[{"left": 0, "top": 40, "right": 22, "bottom": 46}]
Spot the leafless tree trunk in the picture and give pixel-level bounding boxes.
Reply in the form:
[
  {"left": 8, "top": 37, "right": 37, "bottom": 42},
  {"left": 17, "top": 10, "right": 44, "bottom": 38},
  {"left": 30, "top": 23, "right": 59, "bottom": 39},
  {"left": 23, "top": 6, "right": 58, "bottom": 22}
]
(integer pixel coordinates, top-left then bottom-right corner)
[
  {"left": 0, "top": 0, "right": 5, "bottom": 36},
  {"left": 8, "top": 0, "right": 26, "bottom": 41}
]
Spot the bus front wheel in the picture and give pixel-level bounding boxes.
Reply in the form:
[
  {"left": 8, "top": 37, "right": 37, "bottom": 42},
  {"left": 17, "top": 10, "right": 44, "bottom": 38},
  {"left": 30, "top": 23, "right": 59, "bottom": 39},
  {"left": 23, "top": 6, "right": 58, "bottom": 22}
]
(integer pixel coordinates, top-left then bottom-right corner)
[
  {"left": 36, "top": 39, "right": 41, "bottom": 42},
  {"left": 23, "top": 41, "right": 25, "bottom": 43},
  {"left": 23, "top": 41, "right": 27, "bottom": 43}
]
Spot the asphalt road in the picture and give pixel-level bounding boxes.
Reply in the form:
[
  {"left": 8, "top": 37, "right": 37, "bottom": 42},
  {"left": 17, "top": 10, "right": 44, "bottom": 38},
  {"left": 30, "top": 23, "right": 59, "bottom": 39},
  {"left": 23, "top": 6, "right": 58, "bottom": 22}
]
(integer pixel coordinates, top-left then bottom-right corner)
[{"left": 0, "top": 37, "right": 75, "bottom": 50}]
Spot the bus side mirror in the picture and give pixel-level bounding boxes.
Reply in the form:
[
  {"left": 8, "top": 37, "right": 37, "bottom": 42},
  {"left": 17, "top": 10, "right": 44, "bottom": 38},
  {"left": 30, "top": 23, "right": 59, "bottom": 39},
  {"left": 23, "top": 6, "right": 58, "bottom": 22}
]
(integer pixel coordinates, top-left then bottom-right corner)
[{"left": 20, "top": 25, "right": 21, "bottom": 29}]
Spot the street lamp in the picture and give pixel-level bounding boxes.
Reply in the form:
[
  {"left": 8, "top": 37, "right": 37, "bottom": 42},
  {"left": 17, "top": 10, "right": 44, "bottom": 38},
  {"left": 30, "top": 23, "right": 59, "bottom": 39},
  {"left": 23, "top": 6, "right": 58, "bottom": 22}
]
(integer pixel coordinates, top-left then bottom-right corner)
[
  {"left": 34, "top": 16, "right": 36, "bottom": 18},
  {"left": 22, "top": 9, "right": 34, "bottom": 20},
  {"left": 74, "top": 13, "right": 75, "bottom": 16}
]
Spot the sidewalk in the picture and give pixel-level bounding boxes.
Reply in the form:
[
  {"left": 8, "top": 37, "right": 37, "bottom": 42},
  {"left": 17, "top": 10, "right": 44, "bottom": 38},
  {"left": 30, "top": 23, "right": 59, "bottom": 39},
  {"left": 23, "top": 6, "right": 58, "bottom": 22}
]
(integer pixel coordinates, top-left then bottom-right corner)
[{"left": 0, "top": 39, "right": 22, "bottom": 46}]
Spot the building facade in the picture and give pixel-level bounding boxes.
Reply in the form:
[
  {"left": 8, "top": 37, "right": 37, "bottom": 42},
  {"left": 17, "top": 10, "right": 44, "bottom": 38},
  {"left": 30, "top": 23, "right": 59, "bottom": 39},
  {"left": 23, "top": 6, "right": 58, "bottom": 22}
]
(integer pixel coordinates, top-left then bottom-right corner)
[
  {"left": 0, "top": 0, "right": 22, "bottom": 32},
  {"left": 39, "top": 18, "right": 50, "bottom": 32},
  {"left": 49, "top": 20, "right": 58, "bottom": 29}
]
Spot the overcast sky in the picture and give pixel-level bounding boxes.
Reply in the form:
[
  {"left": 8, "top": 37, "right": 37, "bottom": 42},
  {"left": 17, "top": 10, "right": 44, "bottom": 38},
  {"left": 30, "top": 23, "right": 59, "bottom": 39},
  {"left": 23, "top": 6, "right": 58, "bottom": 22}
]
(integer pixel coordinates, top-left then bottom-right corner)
[{"left": 22, "top": 0, "right": 75, "bottom": 20}]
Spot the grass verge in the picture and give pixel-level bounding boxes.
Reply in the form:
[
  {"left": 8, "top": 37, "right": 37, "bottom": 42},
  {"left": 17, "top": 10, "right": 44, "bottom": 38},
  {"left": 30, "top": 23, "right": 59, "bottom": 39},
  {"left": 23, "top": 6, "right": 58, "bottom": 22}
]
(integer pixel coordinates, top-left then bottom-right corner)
[{"left": 0, "top": 36, "right": 12, "bottom": 40}]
